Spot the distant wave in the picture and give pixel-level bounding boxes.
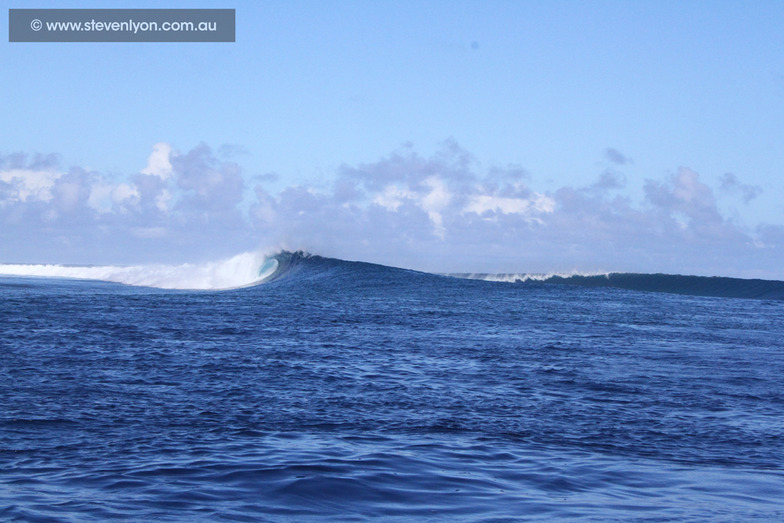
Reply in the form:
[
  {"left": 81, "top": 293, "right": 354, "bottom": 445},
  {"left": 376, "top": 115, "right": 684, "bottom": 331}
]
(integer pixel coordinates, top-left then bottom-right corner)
[{"left": 450, "top": 271, "right": 784, "bottom": 300}]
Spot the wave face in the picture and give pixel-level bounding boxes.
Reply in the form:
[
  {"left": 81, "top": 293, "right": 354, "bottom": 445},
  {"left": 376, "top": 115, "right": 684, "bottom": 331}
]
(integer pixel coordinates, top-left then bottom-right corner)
[
  {"left": 264, "top": 252, "right": 784, "bottom": 301},
  {"left": 263, "top": 254, "right": 784, "bottom": 302}
]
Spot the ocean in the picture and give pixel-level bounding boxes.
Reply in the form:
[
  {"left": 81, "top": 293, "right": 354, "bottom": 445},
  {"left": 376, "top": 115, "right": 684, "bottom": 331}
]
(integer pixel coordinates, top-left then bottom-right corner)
[{"left": 1, "top": 251, "right": 783, "bottom": 521}]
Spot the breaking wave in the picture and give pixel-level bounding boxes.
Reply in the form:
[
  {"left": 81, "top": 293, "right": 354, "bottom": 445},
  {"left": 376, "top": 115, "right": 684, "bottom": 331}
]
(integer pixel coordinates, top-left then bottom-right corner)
[
  {"left": 2, "top": 250, "right": 784, "bottom": 299},
  {"left": 0, "top": 251, "right": 280, "bottom": 290}
]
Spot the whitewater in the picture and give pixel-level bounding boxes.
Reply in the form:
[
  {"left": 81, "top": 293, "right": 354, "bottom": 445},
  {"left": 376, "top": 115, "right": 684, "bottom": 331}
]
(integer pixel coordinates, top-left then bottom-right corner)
[
  {"left": 0, "top": 251, "right": 279, "bottom": 290},
  {"left": 2, "top": 251, "right": 783, "bottom": 521}
]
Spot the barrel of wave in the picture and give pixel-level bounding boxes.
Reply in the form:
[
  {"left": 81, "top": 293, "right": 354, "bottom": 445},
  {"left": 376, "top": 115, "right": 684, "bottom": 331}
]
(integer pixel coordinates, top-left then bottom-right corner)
[{"left": 257, "top": 257, "right": 279, "bottom": 281}]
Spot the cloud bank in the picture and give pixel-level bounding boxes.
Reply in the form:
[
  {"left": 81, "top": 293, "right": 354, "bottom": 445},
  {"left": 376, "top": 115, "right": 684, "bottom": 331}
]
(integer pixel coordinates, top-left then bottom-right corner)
[{"left": 1, "top": 142, "right": 780, "bottom": 279}]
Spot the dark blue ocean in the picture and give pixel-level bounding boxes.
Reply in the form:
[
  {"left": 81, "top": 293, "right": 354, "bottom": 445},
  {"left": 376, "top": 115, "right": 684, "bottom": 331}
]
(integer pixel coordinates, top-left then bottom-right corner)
[{"left": 2, "top": 252, "right": 783, "bottom": 521}]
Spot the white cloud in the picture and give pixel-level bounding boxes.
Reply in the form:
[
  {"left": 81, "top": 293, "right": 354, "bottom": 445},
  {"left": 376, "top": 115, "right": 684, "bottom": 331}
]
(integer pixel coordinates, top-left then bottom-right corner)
[
  {"left": 373, "top": 185, "right": 414, "bottom": 212},
  {"left": 2, "top": 143, "right": 782, "bottom": 278},
  {"left": 172, "top": 143, "right": 244, "bottom": 214},
  {"left": 644, "top": 167, "right": 730, "bottom": 239},
  {"left": 141, "top": 142, "right": 173, "bottom": 179},
  {"left": 420, "top": 177, "right": 451, "bottom": 238},
  {"left": 112, "top": 183, "right": 140, "bottom": 206},
  {"left": 372, "top": 177, "right": 452, "bottom": 237},
  {"left": 0, "top": 168, "right": 61, "bottom": 202},
  {"left": 155, "top": 188, "right": 172, "bottom": 213},
  {"left": 463, "top": 193, "right": 555, "bottom": 217}
]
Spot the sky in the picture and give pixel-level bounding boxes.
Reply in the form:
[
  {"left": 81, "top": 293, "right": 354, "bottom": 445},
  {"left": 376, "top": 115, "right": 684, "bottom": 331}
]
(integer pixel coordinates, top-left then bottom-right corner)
[{"left": 2, "top": 0, "right": 784, "bottom": 278}]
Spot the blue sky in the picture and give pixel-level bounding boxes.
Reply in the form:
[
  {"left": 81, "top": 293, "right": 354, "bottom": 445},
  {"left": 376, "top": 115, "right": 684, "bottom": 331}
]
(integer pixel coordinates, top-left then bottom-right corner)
[{"left": 2, "top": 1, "right": 784, "bottom": 278}]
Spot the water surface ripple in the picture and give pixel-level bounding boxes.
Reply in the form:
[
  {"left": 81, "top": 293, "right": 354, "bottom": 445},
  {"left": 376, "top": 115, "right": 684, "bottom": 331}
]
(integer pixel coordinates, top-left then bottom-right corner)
[{"left": 2, "top": 257, "right": 783, "bottom": 521}]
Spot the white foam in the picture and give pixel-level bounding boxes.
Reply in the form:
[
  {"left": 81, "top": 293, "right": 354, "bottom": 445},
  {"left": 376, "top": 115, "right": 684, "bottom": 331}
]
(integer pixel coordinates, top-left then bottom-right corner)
[
  {"left": 452, "top": 271, "right": 611, "bottom": 283},
  {"left": 0, "top": 251, "right": 278, "bottom": 290}
]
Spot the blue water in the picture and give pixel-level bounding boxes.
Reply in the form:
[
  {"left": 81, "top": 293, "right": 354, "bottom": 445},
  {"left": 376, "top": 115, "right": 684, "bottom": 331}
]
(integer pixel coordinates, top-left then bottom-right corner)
[{"left": 2, "top": 253, "right": 783, "bottom": 521}]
